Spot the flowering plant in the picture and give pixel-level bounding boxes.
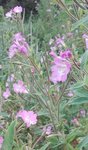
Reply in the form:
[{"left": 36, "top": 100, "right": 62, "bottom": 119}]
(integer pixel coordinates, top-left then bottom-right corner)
[{"left": 0, "top": 1, "right": 88, "bottom": 149}]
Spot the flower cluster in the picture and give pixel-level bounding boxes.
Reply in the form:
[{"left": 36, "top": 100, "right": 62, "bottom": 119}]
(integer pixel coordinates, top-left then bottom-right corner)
[
  {"left": 8, "top": 32, "right": 29, "bottom": 58},
  {"left": 13, "top": 80, "right": 28, "bottom": 94},
  {"left": 16, "top": 110, "right": 37, "bottom": 128},
  {"left": 5, "top": 6, "right": 22, "bottom": 18}
]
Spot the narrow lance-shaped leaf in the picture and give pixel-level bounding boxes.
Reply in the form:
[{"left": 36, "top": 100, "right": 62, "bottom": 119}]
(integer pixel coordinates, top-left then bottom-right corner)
[{"left": 2, "top": 120, "right": 16, "bottom": 150}]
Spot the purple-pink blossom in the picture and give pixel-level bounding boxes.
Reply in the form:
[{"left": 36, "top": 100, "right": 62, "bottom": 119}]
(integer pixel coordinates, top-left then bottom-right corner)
[
  {"left": 3, "top": 88, "right": 11, "bottom": 99},
  {"left": 50, "top": 56, "right": 71, "bottom": 83},
  {"left": 7, "top": 74, "right": 14, "bottom": 82},
  {"left": 80, "top": 109, "right": 86, "bottom": 117},
  {"left": 82, "top": 34, "right": 88, "bottom": 49},
  {"left": 5, "top": 6, "right": 22, "bottom": 18},
  {"left": 13, "top": 80, "right": 28, "bottom": 94},
  {"left": 71, "top": 118, "right": 80, "bottom": 126},
  {"left": 8, "top": 32, "right": 29, "bottom": 58},
  {"left": 13, "top": 6, "right": 22, "bottom": 13},
  {"left": 55, "top": 37, "right": 65, "bottom": 47},
  {"left": 0, "top": 136, "right": 4, "bottom": 149},
  {"left": 67, "top": 91, "right": 74, "bottom": 97},
  {"left": 60, "top": 50, "right": 72, "bottom": 59},
  {"left": 49, "top": 50, "right": 57, "bottom": 58},
  {"left": 16, "top": 110, "right": 37, "bottom": 128},
  {"left": 43, "top": 125, "right": 52, "bottom": 135},
  {"left": 5, "top": 10, "right": 13, "bottom": 18}
]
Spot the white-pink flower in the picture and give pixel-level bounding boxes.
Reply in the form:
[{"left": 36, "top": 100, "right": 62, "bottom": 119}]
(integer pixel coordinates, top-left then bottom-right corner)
[
  {"left": 13, "top": 80, "right": 28, "bottom": 94},
  {"left": 60, "top": 50, "right": 72, "bottom": 59},
  {"left": 82, "top": 34, "right": 88, "bottom": 49},
  {"left": 5, "top": 10, "right": 13, "bottom": 18},
  {"left": 8, "top": 32, "right": 29, "bottom": 58},
  {"left": 71, "top": 118, "right": 80, "bottom": 126},
  {"left": 16, "top": 110, "right": 37, "bottom": 128},
  {"left": 5, "top": 6, "right": 22, "bottom": 18},
  {"left": 13, "top": 6, "right": 22, "bottom": 13},
  {"left": 49, "top": 51, "right": 57, "bottom": 58},
  {"left": 3, "top": 88, "right": 11, "bottom": 99},
  {"left": 0, "top": 136, "right": 4, "bottom": 149},
  {"left": 50, "top": 56, "right": 71, "bottom": 83},
  {"left": 43, "top": 125, "right": 52, "bottom": 135}
]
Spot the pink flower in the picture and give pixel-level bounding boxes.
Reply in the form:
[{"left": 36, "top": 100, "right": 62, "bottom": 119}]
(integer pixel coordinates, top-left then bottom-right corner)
[
  {"left": 0, "top": 136, "right": 4, "bottom": 149},
  {"left": 13, "top": 6, "right": 22, "bottom": 13},
  {"left": 8, "top": 32, "right": 29, "bottom": 58},
  {"left": 3, "top": 88, "right": 11, "bottom": 99},
  {"left": 7, "top": 74, "right": 14, "bottom": 82},
  {"left": 43, "top": 125, "right": 52, "bottom": 135},
  {"left": 13, "top": 80, "right": 28, "bottom": 94},
  {"left": 71, "top": 118, "right": 80, "bottom": 126},
  {"left": 82, "top": 34, "right": 88, "bottom": 49},
  {"left": 5, "top": 6, "right": 22, "bottom": 18},
  {"left": 13, "top": 32, "right": 24, "bottom": 41},
  {"left": 49, "top": 51, "right": 57, "bottom": 58},
  {"left": 8, "top": 44, "right": 18, "bottom": 58},
  {"left": 67, "top": 91, "right": 74, "bottom": 97},
  {"left": 50, "top": 56, "right": 71, "bottom": 83},
  {"left": 60, "top": 50, "right": 72, "bottom": 59},
  {"left": 80, "top": 110, "right": 86, "bottom": 117},
  {"left": 55, "top": 37, "right": 65, "bottom": 47},
  {"left": 16, "top": 110, "right": 37, "bottom": 128},
  {"left": 5, "top": 10, "right": 13, "bottom": 18}
]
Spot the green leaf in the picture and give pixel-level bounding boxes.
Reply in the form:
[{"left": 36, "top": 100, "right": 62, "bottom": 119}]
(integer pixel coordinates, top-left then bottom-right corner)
[
  {"left": 72, "top": 15, "right": 88, "bottom": 30},
  {"left": 69, "top": 97, "right": 88, "bottom": 105},
  {"left": 81, "top": 51, "right": 88, "bottom": 67},
  {"left": 66, "top": 129, "right": 81, "bottom": 143},
  {"left": 66, "top": 143, "right": 75, "bottom": 150},
  {"left": 2, "top": 120, "right": 16, "bottom": 150},
  {"left": 73, "top": 87, "right": 88, "bottom": 97},
  {"left": 77, "top": 135, "right": 88, "bottom": 149},
  {"left": 39, "top": 142, "right": 50, "bottom": 150}
]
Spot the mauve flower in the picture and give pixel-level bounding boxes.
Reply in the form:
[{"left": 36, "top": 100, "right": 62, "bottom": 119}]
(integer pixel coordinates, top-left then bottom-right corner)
[
  {"left": 71, "top": 118, "right": 80, "bottom": 126},
  {"left": 43, "top": 125, "right": 52, "bottom": 135},
  {"left": 50, "top": 56, "right": 71, "bottom": 83},
  {"left": 82, "top": 34, "right": 88, "bottom": 49},
  {"left": 80, "top": 110, "right": 86, "bottom": 117},
  {"left": 3, "top": 88, "right": 11, "bottom": 99},
  {"left": 5, "top": 6, "right": 22, "bottom": 19},
  {"left": 13, "top": 32, "right": 25, "bottom": 42},
  {"left": 7, "top": 74, "right": 14, "bottom": 82},
  {"left": 5, "top": 10, "right": 13, "bottom": 18},
  {"left": 13, "top": 6, "right": 22, "bottom": 13},
  {"left": 55, "top": 37, "right": 65, "bottom": 47},
  {"left": 8, "top": 44, "right": 18, "bottom": 58},
  {"left": 13, "top": 80, "right": 28, "bottom": 94},
  {"left": 16, "top": 110, "right": 37, "bottom": 128},
  {"left": 8, "top": 32, "right": 29, "bottom": 58},
  {"left": 60, "top": 50, "right": 72, "bottom": 59},
  {"left": 0, "top": 136, "right": 4, "bottom": 149},
  {"left": 49, "top": 51, "right": 57, "bottom": 58},
  {"left": 50, "top": 46, "right": 57, "bottom": 51},
  {"left": 17, "top": 44, "right": 28, "bottom": 55},
  {"left": 67, "top": 91, "right": 74, "bottom": 97}
]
